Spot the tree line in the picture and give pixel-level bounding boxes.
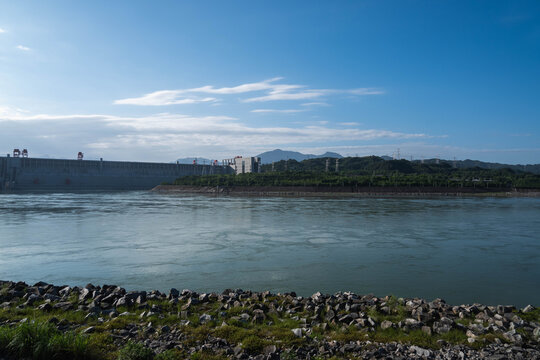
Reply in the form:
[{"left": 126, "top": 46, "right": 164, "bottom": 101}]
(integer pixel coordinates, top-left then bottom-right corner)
[{"left": 172, "top": 157, "right": 540, "bottom": 189}]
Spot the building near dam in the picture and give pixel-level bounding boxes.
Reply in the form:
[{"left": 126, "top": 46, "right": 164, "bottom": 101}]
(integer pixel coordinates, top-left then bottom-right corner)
[
  {"left": 0, "top": 151, "right": 234, "bottom": 192},
  {"left": 222, "top": 156, "right": 261, "bottom": 174}
]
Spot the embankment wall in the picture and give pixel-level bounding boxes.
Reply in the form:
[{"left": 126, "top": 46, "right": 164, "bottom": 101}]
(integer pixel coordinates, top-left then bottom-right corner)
[{"left": 0, "top": 157, "right": 233, "bottom": 192}]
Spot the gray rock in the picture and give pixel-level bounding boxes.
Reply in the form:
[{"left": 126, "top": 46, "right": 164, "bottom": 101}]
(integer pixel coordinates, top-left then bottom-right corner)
[
  {"left": 263, "top": 344, "right": 277, "bottom": 355},
  {"left": 79, "top": 288, "right": 92, "bottom": 301},
  {"left": 36, "top": 303, "right": 52, "bottom": 312},
  {"left": 169, "top": 288, "right": 179, "bottom": 299},
  {"left": 291, "top": 328, "right": 303, "bottom": 337},
  {"left": 410, "top": 345, "right": 432, "bottom": 357},
  {"left": 53, "top": 302, "right": 73, "bottom": 311},
  {"left": 82, "top": 326, "right": 95, "bottom": 334},
  {"left": 381, "top": 320, "right": 393, "bottom": 330},
  {"left": 161, "top": 325, "right": 170, "bottom": 333},
  {"left": 325, "top": 309, "right": 335, "bottom": 321},
  {"left": 199, "top": 313, "right": 213, "bottom": 323}
]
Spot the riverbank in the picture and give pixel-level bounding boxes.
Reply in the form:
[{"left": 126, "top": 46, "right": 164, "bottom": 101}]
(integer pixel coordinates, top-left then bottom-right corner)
[
  {"left": 1, "top": 281, "right": 539, "bottom": 359},
  {"left": 152, "top": 185, "right": 540, "bottom": 198}
]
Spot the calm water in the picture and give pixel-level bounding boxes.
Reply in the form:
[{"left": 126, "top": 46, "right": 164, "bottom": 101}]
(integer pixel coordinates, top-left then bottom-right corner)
[{"left": 0, "top": 192, "right": 539, "bottom": 307}]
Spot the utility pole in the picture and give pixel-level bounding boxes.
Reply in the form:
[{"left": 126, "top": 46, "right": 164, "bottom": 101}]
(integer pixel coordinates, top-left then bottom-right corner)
[
  {"left": 271, "top": 162, "right": 275, "bottom": 172},
  {"left": 325, "top": 158, "right": 329, "bottom": 172},
  {"left": 335, "top": 158, "right": 339, "bottom": 172}
]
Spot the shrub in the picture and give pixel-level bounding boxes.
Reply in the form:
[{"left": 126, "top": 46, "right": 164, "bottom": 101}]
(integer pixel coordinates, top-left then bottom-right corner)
[
  {"left": 117, "top": 341, "right": 155, "bottom": 360},
  {"left": 241, "top": 335, "right": 266, "bottom": 354}
]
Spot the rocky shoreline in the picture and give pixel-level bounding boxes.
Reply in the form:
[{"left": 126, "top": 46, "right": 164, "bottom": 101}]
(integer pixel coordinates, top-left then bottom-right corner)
[
  {"left": 1, "top": 281, "right": 539, "bottom": 359},
  {"left": 152, "top": 185, "right": 540, "bottom": 198}
]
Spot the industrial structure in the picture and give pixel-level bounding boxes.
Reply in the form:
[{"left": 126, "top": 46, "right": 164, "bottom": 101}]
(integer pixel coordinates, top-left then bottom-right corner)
[
  {"left": 0, "top": 150, "right": 234, "bottom": 192},
  {"left": 222, "top": 156, "right": 261, "bottom": 174}
]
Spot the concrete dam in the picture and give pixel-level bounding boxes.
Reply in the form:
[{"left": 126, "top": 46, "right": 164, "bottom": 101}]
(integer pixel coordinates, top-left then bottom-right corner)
[{"left": 0, "top": 156, "right": 234, "bottom": 192}]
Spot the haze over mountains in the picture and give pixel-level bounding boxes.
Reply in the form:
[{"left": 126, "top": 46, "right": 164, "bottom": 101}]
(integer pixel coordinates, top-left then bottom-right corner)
[
  {"left": 176, "top": 149, "right": 540, "bottom": 174},
  {"left": 256, "top": 149, "right": 343, "bottom": 164},
  {"left": 175, "top": 149, "right": 343, "bottom": 165}
]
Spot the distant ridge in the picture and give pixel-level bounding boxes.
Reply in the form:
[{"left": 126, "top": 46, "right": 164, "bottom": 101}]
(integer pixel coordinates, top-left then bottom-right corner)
[
  {"left": 256, "top": 149, "right": 343, "bottom": 164},
  {"left": 175, "top": 157, "right": 213, "bottom": 165},
  {"left": 417, "top": 158, "right": 540, "bottom": 175}
]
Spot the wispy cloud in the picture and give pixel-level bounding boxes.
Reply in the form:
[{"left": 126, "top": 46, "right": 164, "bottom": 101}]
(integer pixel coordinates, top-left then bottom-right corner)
[
  {"left": 302, "top": 102, "right": 330, "bottom": 107},
  {"left": 0, "top": 111, "right": 427, "bottom": 160},
  {"left": 0, "top": 28, "right": 5, "bottom": 33},
  {"left": 242, "top": 87, "right": 383, "bottom": 103},
  {"left": 188, "top": 77, "right": 282, "bottom": 94},
  {"left": 114, "top": 78, "right": 384, "bottom": 106},
  {"left": 251, "top": 109, "right": 307, "bottom": 114},
  {"left": 114, "top": 90, "right": 217, "bottom": 106},
  {"left": 16, "top": 45, "right": 31, "bottom": 51}
]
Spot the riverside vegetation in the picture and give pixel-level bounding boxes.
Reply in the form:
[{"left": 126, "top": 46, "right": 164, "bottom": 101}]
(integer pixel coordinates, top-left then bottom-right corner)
[
  {"left": 1, "top": 281, "right": 539, "bottom": 359},
  {"left": 172, "top": 157, "right": 540, "bottom": 189}
]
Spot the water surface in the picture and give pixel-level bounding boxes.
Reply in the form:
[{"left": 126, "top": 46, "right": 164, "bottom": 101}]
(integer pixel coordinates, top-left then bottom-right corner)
[{"left": 0, "top": 192, "right": 539, "bottom": 307}]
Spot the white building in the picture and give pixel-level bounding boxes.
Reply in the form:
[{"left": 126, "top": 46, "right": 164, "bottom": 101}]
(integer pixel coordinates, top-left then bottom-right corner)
[{"left": 222, "top": 156, "right": 261, "bottom": 174}]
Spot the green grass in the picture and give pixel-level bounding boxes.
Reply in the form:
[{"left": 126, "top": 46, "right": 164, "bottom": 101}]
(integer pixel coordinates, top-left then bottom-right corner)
[
  {"left": 0, "top": 320, "right": 97, "bottom": 360},
  {"left": 117, "top": 341, "right": 154, "bottom": 360},
  {"left": 241, "top": 335, "right": 269, "bottom": 353},
  {"left": 516, "top": 308, "right": 540, "bottom": 323}
]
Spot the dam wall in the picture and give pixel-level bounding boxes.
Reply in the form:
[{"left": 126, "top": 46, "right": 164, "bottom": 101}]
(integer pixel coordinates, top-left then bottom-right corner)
[{"left": 0, "top": 156, "right": 234, "bottom": 192}]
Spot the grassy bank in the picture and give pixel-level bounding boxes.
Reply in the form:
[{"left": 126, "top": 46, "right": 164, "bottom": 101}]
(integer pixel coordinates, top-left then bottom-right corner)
[{"left": 1, "top": 281, "right": 539, "bottom": 359}]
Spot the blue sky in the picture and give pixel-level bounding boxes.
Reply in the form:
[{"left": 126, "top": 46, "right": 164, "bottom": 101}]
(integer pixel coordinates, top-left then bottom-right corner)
[{"left": 0, "top": 1, "right": 539, "bottom": 164}]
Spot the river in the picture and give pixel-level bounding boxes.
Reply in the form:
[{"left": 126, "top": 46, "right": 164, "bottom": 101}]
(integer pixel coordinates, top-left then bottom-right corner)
[{"left": 0, "top": 192, "right": 539, "bottom": 307}]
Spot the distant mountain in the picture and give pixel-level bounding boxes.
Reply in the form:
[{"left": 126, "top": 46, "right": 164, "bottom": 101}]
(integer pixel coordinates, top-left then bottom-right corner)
[
  {"left": 175, "top": 157, "right": 213, "bottom": 165},
  {"left": 256, "top": 149, "right": 343, "bottom": 164},
  {"left": 417, "top": 159, "right": 540, "bottom": 174}
]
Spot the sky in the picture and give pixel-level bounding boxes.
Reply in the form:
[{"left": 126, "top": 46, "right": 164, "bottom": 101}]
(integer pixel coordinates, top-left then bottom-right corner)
[{"left": 0, "top": 1, "right": 539, "bottom": 164}]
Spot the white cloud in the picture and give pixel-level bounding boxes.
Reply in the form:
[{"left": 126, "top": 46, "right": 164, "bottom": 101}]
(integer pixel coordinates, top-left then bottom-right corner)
[
  {"left": 0, "top": 106, "right": 29, "bottom": 117},
  {"left": 16, "top": 45, "right": 31, "bottom": 51},
  {"left": 114, "top": 90, "right": 217, "bottom": 106},
  {"left": 339, "top": 122, "right": 359, "bottom": 126},
  {"left": 251, "top": 109, "right": 307, "bottom": 113},
  {"left": 0, "top": 111, "right": 428, "bottom": 160},
  {"left": 243, "top": 90, "right": 324, "bottom": 102},
  {"left": 0, "top": 28, "right": 5, "bottom": 33},
  {"left": 114, "top": 78, "right": 384, "bottom": 106},
  {"left": 188, "top": 77, "right": 282, "bottom": 94},
  {"left": 242, "top": 86, "right": 383, "bottom": 103}
]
